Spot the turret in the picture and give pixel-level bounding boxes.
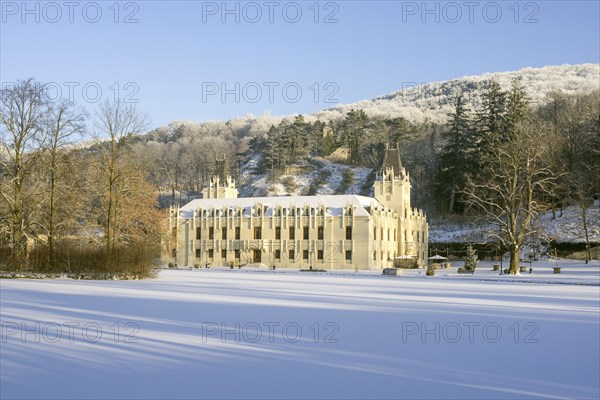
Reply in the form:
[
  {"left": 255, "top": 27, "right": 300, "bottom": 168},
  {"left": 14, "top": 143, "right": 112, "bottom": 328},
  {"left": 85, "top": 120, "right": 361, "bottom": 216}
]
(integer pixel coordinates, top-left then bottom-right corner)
[{"left": 202, "top": 175, "right": 238, "bottom": 199}]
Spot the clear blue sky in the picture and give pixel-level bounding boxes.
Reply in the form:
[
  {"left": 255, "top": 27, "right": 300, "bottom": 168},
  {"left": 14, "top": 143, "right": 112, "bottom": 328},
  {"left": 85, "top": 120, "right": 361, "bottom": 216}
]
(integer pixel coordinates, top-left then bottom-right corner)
[{"left": 1, "top": 0, "right": 599, "bottom": 128}]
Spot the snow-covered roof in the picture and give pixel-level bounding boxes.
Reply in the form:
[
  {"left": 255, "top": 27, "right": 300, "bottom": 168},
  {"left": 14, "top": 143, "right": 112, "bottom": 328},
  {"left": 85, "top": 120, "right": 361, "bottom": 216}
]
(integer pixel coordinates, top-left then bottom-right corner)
[{"left": 179, "top": 195, "right": 381, "bottom": 218}]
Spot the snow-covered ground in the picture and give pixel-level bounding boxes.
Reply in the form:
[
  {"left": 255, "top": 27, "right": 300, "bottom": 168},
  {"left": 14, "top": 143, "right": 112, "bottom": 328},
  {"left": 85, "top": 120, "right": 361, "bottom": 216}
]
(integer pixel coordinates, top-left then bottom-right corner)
[
  {"left": 2, "top": 263, "right": 599, "bottom": 399},
  {"left": 239, "top": 155, "right": 372, "bottom": 198}
]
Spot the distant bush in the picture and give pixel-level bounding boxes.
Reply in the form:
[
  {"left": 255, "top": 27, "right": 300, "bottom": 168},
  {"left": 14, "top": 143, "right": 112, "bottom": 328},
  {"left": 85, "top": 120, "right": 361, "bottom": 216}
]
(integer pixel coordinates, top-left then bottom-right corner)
[
  {"left": 281, "top": 176, "right": 298, "bottom": 194},
  {"left": 336, "top": 169, "right": 355, "bottom": 194}
]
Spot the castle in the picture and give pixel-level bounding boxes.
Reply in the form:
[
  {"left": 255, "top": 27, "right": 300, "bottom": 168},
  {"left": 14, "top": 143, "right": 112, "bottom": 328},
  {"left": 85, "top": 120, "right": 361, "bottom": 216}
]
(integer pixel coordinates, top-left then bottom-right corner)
[{"left": 167, "top": 145, "right": 428, "bottom": 269}]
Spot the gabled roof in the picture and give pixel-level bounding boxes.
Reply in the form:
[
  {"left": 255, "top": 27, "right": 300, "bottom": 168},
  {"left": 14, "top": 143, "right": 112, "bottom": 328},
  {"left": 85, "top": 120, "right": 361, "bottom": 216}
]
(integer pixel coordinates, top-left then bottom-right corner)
[{"left": 179, "top": 194, "right": 381, "bottom": 218}]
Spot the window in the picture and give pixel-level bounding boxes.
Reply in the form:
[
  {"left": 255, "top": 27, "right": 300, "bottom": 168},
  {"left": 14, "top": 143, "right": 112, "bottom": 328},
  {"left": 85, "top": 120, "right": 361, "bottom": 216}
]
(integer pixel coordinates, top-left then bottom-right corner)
[
  {"left": 317, "top": 250, "right": 324, "bottom": 260},
  {"left": 275, "top": 250, "right": 281, "bottom": 259},
  {"left": 303, "top": 226, "right": 309, "bottom": 240},
  {"left": 346, "top": 227, "right": 352, "bottom": 240},
  {"left": 303, "top": 250, "right": 309, "bottom": 260},
  {"left": 373, "top": 251, "right": 376, "bottom": 260},
  {"left": 318, "top": 226, "right": 324, "bottom": 240},
  {"left": 196, "top": 227, "right": 201, "bottom": 240},
  {"left": 235, "top": 250, "right": 240, "bottom": 259},
  {"left": 289, "top": 226, "right": 295, "bottom": 240},
  {"left": 221, "top": 249, "right": 227, "bottom": 259},
  {"left": 171, "top": 249, "right": 176, "bottom": 258},
  {"left": 373, "top": 227, "right": 376, "bottom": 240},
  {"left": 288, "top": 249, "right": 295, "bottom": 260},
  {"left": 208, "top": 249, "right": 214, "bottom": 259},
  {"left": 275, "top": 226, "right": 281, "bottom": 240},
  {"left": 345, "top": 250, "right": 352, "bottom": 261},
  {"left": 196, "top": 249, "right": 201, "bottom": 259},
  {"left": 222, "top": 227, "right": 227, "bottom": 240},
  {"left": 235, "top": 227, "right": 240, "bottom": 240},
  {"left": 387, "top": 229, "right": 390, "bottom": 241},
  {"left": 254, "top": 227, "right": 262, "bottom": 239},
  {"left": 209, "top": 227, "right": 214, "bottom": 240}
]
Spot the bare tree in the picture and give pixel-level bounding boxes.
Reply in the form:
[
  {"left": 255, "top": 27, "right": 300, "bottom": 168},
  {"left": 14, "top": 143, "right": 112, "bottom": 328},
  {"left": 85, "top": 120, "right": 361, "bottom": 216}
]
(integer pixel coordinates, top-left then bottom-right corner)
[
  {"left": 91, "top": 100, "right": 149, "bottom": 260},
  {"left": 40, "top": 100, "right": 86, "bottom": 266},
  {"left": 464, "top": 121, "right": 557, "bottom": 274},
  {"left": 0, "top": 79, "right": 50, "bottom": 270}
]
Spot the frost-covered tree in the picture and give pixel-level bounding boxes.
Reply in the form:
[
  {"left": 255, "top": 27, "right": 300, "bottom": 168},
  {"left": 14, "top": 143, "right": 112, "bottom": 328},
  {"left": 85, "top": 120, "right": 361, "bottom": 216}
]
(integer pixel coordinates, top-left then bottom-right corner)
[{"left": 465, "top": 120, "right": 556, "bottom": 274}]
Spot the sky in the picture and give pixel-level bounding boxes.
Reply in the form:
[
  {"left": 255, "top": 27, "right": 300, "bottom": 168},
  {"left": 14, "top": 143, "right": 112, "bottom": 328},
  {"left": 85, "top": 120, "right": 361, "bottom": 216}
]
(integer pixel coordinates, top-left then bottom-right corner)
[{"left": 1, "top": 0, "right": 599, "bottom": 128}]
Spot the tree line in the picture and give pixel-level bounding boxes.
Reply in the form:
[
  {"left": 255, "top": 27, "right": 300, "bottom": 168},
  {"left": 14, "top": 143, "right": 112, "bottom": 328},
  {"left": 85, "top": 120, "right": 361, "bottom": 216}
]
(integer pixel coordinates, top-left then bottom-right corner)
[{"left": 0, "top": 79, "right": 161, "bottom": 276}]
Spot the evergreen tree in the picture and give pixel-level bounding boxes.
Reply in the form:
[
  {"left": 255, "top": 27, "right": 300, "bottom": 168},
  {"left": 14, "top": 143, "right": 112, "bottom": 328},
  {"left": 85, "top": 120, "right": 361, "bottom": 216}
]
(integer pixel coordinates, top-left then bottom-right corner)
[
  {"left": 505, "top": 77, "right": 531, "bottom": 139},
  {"left": 263, "top": 125, "right": 281, "bottom": 176},
  {"left": 386, "top": 117, "right": 412, "bottom": 144},
  {"left": 463, "top": 245, "right": 478, "bottom": 271},
  {"left": 341, "top": 109, "right": 369, "bottom": 165},
  {"left": 473, "top": 80, "right": 507, "bottom": 165},
  {"left": 438, "top": 94, "right": 474, "bottom": 213}
]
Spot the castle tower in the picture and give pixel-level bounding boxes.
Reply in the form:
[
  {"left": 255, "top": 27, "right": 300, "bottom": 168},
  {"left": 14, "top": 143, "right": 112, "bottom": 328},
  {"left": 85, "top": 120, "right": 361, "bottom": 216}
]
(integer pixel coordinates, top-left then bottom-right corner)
[
  {"left": 202, "top": 175, "right": 238, "bottom": 199},
  {"left": 374, "top": 143, "right": 410, "bottom": 213},
  {"left": 374, "top": 144, "right": 413, "bottom": 258}
]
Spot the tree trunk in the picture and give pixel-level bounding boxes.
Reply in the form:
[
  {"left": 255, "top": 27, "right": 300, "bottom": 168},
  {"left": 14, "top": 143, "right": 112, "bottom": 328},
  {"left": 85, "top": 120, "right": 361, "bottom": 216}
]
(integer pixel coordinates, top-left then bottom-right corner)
[
  {"left": 581, "top": 206, "right": 592, "bottom": 261},
  {"left": 509, "top": 244, "right": 519, "bottom": 274},
  {"left": 448, "top": 186, "right": 455, "bottom": 214},
  {"left": 48, "top": 152, "right": 57, "bottom": 269},
  {"left": 12, "top": 174, "right": 24, "bottom": 271}
]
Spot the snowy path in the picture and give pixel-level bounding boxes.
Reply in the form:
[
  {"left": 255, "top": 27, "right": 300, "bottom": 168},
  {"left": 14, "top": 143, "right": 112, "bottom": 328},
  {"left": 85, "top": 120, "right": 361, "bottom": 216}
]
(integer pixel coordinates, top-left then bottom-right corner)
[{"left": 1, "top": 268, "right": 599, "bottom": 399}]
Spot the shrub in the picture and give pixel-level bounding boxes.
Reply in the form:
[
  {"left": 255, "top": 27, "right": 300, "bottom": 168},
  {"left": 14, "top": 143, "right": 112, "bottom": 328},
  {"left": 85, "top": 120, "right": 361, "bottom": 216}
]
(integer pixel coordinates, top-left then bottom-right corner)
[{"left": 1, "top": 241, "right": 159, "bottom": 279}]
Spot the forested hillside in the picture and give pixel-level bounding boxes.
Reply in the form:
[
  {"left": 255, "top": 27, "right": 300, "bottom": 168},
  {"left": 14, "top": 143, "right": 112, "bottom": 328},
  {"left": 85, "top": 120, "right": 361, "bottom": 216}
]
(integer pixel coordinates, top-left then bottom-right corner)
[{"left": 130, "top": 64, "right": 599, "bottom": 216}]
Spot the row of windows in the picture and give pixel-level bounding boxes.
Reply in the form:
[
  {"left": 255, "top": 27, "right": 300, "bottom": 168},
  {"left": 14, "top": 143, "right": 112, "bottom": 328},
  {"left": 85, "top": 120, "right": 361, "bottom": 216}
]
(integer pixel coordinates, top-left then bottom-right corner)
[
  {"left": 372, "top": 227, "right": 425, "bottom": 243},
  {"left": 196, "top": 227, "right": 241, "bottom": 240},
  {"left": 374, "top": 227, "right": 397, "bottom": 241},
  {"left": 196, "top": 248, "right": 353, "bottom": 261},
  {"left": 196, "top": 249, "right": 241, "bottom": 259},
  {"left": 197, "top": 206, "right": 355, "bottom": 218},
  {"left": 196, "top": 226, "right": 352, "bottom": 241}
]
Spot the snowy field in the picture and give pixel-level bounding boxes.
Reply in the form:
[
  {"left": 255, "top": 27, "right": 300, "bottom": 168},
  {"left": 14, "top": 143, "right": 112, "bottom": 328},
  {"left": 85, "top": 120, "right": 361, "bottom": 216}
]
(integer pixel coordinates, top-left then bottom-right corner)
[{"left": 1, "top": 262, "right": 599, "bottom": 399}]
